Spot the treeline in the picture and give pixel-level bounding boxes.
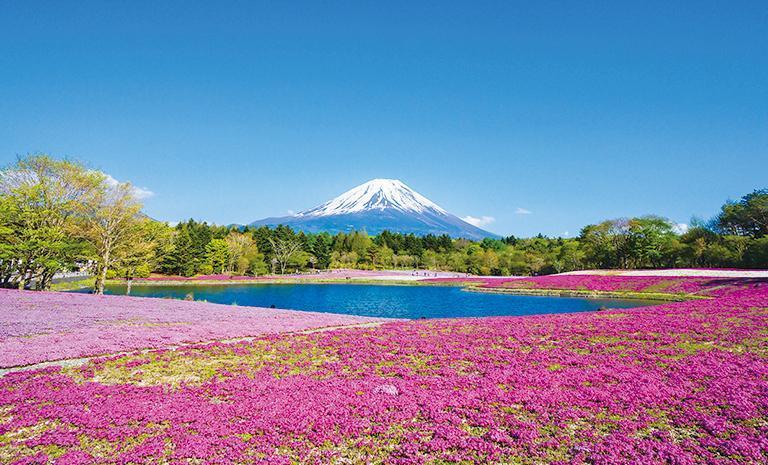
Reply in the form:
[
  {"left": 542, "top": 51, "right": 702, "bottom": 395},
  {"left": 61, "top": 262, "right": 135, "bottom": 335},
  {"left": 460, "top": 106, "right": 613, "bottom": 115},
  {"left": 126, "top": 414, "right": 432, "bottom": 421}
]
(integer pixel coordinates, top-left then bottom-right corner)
[
  {"left": 132, "top": 195, "right": 768, "bottom": 277},
  {"left": 2, "top": 155, "right": 767, "bottom": 293}
]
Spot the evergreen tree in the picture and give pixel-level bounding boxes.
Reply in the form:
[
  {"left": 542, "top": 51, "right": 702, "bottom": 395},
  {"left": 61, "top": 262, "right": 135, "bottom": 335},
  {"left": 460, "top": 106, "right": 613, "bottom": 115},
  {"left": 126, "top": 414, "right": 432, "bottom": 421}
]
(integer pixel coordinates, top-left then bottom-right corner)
[{"left": 311, "top": 233, "right": 332, "bottom": 269}]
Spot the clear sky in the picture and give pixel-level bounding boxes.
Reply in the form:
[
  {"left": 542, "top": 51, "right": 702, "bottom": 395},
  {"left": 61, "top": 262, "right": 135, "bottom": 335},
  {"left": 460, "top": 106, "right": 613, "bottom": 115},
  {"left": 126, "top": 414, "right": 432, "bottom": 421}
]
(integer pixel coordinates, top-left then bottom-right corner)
[{"left": 1, "top": 1, "right": 766, "bottom": 237}]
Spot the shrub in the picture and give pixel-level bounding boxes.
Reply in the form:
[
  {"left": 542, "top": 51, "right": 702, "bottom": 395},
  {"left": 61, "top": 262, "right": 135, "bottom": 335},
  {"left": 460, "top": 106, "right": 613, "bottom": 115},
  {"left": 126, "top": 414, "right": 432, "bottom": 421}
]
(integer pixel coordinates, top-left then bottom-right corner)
[{"left": 198, "top": 264, "right": 214, "bottom": 275}]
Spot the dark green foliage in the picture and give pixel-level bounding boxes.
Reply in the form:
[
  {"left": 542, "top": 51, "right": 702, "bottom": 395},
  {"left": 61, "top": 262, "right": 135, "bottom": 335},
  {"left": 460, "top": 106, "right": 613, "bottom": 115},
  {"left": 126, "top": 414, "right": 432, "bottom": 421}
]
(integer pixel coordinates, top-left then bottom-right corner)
[
  {"left": 310, "top": 233, "right": 332, "bottom": 269},
  {"left": 162, "top": 224, "right": 196, "bottom": 276},
  {"left": 716, "top": 189, "right": 768, "bottom": 238},
  {"left": 149, "top": 191, "right": 768, "bottom": 276},
  {"left": 3, "top": 160, "right": 766, "bottom": 283}
]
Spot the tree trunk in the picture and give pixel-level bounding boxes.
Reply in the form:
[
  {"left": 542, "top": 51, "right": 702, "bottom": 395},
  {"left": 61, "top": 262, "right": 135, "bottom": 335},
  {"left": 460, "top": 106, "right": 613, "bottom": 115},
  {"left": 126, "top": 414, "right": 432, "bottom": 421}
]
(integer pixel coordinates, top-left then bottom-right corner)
[
  {"left": 95, "top": 246, "right": 111, "bottom": 295},
  {"left": 18, "top": 266, "right": 32, "bottom": 290},
  {"left": 96, "top": 265, "right": 107, "bottom": 295},
  {"left": 126, "top": 278, "right": 133, "bottom": 295},
  {"left": 42, "top": 269, "right": 56, "bottom": 291}
]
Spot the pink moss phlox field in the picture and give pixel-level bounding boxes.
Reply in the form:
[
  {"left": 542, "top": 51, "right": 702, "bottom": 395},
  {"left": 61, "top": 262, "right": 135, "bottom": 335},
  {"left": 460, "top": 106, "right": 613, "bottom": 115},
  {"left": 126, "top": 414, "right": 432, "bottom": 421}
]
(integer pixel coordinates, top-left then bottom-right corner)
[
  {"left": 0, "top": 289, "right": 390, "bottom": 368},
  {"left": 423, "top": 274, "right": 763, "bottom": 297},
  {"left": 1, "top": 277, "right": 767, "bottom": 463}
]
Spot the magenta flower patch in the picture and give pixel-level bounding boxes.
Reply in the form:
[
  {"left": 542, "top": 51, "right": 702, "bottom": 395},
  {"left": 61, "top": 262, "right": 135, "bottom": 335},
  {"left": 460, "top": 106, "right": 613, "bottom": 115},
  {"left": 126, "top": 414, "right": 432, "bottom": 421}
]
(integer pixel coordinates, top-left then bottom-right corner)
[{"left": 0, "top": 276, "right": 766, "bottom": 463}]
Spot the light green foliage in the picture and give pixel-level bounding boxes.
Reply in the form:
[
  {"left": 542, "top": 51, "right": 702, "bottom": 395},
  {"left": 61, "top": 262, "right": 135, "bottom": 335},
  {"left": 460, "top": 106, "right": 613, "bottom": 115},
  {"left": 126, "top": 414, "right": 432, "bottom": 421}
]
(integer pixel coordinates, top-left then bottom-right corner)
[
  {"left": 114, "top": 219, "right": 173, "bottom": 280},
  {"left": 205, "top": 238, "right": 229, "bottom": 274},
  {"left": 1, "top": 154, "right": 766, "bottom": 283},
  {"left": 0, "top": 155, "right": 102, "bottom": 289},
  {"left": 77, "top": 172, "right": 146, "bottom": 294}
]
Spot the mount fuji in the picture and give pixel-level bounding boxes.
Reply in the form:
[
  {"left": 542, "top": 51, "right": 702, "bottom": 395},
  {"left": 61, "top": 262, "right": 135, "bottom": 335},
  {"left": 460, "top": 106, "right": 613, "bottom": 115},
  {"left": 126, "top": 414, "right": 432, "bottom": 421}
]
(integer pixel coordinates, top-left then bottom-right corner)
[{"left": 249, "top": 179, "right": 499, "bottom": 240}]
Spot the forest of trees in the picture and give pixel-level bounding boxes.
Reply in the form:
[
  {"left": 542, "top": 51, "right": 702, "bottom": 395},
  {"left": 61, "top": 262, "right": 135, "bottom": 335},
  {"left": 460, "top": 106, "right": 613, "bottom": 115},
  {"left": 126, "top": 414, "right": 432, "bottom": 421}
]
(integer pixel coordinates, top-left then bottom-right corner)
[{"left": 2, "top": 155, "right": 767, "bottom": 293}]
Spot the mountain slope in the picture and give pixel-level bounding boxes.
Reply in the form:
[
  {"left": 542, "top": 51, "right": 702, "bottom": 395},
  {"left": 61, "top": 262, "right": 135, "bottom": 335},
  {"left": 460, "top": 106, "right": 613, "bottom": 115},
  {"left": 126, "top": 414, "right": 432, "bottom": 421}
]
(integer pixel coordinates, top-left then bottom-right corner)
[{"left": 249, "top": 179, "right": 498, "bottom": 240}]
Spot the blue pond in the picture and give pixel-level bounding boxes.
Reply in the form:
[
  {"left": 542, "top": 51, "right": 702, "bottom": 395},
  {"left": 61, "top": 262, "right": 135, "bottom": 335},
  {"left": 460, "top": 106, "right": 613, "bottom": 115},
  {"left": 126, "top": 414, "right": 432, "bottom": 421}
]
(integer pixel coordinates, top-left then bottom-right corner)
[{"left": 87, "top": 283, "right": 655, "bottom": 319}]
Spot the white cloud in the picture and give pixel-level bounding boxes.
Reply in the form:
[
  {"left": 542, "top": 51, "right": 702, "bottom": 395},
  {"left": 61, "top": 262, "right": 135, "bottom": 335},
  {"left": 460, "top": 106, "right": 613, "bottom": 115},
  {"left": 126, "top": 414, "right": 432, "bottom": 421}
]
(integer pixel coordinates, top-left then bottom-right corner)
[
  {"left": 562, "top": 231, "right": 570, "bottom": 237},
  {"left": 462, "top": 215, "right": 496, "bottom": 228},
  {"left": 673, "top": 223, "right": 689, "bottom": 234},
  {"left": 104, "top": 174, "right": 155, "bottom": 199},
  {"left": 287, "top": 209, "right": 295, "bottom": 216},
  {"left": 514, "top": 207, "right": 532, "bottom": 215}
]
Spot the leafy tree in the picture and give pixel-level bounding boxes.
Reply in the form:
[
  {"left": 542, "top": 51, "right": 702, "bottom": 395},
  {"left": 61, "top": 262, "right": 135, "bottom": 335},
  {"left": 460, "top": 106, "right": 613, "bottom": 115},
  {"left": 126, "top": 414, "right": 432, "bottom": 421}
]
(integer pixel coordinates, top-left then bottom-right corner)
[
  {"left": 422, "top": 249, "right": 440, "bottom": 270},
  {"left": 717, "top": 189, "right": 768, "bottom": 237},
  {"left": 3, "top": 155, "right": 765, "bottom": 285},
  {"left": 205, "top": 239, "right": 230, "bottom": 274},
  {"left": 626, "top": 216, "right": 678, "bottom": 268},
  {"left": 79, "top": 177, "right": 145, "bottom": 294},
  {"left": 311, "top": 233, "right": 332, "bottom": 269},
  {"left": 165, "top": 225, "right": 196, "bottom": 277},
  {"left": 224, "top": 232, "right": 257, "bottom": 274},
  {"left": 269, "top": 236, "right": 303, "bottom": 274},
  {"left": 114, "top": 220, "right": 173, "bottom": 293},
  {"left": 0, "top": 154, "right": 101, "bottom": 289},
  {"left": 553, "top": 240, "right": 584, "bottom": 273},
  {"left": 117, "top": 218, "right": 172, "bottom": 280},
  {"left": 743, "top": 237, "right": 768, "bottom": 268},
  {"left": 378, "top": 245, "right": 394, "bottom": 268},
  {"left": 0, "top": 195, "right": 17, "bottom": 286}
]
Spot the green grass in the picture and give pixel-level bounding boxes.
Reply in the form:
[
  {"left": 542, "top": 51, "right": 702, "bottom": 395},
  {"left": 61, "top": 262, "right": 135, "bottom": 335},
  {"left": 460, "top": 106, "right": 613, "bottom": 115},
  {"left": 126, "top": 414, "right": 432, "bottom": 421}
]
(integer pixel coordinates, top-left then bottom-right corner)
[
  {"left": 50, "top": 278, "right": 94, "bottom": 291},
  {"left": 465, "top": 286, "right": 709, "bottom": 302}
]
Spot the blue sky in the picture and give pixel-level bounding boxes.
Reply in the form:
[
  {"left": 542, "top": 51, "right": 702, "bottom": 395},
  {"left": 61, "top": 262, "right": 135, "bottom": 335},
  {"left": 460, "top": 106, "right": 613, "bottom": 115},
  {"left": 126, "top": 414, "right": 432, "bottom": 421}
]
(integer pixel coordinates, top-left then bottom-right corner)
[{"left": 1, "top": 1, "right": 766, "bottom": 237}]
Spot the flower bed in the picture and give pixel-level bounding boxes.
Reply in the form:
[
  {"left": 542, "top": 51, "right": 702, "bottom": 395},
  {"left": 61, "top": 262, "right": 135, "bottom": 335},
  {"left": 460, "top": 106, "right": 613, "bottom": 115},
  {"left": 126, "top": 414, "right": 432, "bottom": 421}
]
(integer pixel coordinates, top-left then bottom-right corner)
[
  {"left": 0, "top": 289, "right": 390, "bottom": 368},
  {"left": 1, "top": 278, "right": 767, "bottom": 463},
  {"left": 423, "top": 274, "right": 760, "bottom": 297}
]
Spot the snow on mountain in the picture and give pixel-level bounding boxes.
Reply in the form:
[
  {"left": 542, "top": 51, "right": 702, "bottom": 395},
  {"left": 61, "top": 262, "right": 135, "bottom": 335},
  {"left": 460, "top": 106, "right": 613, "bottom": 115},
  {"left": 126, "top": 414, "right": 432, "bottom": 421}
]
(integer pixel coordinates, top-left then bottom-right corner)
[
  {"left": 249, "top": 179, "right": 499, "bottom": 240},
  {"left": 298, "top": 179, "right": 448, "bottom": 217}
]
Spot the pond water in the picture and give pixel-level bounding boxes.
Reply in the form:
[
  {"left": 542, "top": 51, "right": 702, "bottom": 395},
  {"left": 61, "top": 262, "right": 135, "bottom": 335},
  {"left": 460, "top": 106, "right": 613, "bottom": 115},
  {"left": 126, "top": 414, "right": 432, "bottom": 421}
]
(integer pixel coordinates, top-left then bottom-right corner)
[{"left": 83, "top": 283, "right": 656, "bottom": 319}]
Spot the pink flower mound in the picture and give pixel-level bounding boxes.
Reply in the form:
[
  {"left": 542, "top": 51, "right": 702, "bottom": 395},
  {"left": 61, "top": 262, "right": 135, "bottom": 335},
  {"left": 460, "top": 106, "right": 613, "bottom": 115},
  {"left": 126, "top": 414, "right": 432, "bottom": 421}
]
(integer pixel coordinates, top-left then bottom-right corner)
[
  {"left": 1, "top": 283, "right": 767, "bottom": 463},
  {"left": 0, "top": 289, "right": 390, "bottom": 368},
  {"left": 424, "top": 274, "right": 758, "bottom": 296}
]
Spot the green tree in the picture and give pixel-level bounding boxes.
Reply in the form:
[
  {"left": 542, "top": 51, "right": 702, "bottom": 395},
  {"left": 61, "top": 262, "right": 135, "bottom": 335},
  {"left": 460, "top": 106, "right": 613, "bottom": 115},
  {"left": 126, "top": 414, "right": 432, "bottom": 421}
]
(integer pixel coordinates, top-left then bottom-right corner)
[
  {"left": 79, "top": 177, "right": 146, "bottom": 294},
  {"left": 626, "top": 216, "right": 678, "bottom": 268},
  {"left": 269, "top": 236, "right": 303, "bottom": 274},
  {"left": 205, "top": 238, "right": 230, "bottom": 274},
  {"left": 743, "top": 237, "right": 768, "bottom": 268},
  {"left": 311, "top": 233, "right": 332, "bottom": 269},
  {"left": 165, "top": 225, "right": 196, "bottom": 277},
  {"left": 580, "top": 219, "right": 631, "bottom": 269},
  {"left": 224, "top": 231, "right": 257, "bottom": 274},
  {"left": 114, "top": 220, "right": 173, "bottom": 293},
  {"left": 717, "top": 189, "right": 768, "bottom": 237},
  {"left": 0, "top": 154, "right": 100, "bottom": 290}
]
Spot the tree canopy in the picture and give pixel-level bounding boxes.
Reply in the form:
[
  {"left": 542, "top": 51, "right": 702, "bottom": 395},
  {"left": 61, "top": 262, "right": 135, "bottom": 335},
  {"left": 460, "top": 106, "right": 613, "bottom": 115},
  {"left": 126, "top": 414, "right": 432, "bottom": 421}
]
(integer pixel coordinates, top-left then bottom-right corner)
[{"left": 2, "top": 155, "right": 767, "bottom": 291}]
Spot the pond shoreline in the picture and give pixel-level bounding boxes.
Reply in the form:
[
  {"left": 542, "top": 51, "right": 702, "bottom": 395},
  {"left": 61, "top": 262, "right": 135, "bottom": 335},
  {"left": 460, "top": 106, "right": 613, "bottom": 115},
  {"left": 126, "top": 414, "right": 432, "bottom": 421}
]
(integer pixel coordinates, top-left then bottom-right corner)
[
  {"left": 463, "top": 285, "right": 706, "bottom": 302},
  {"left": 61, "top": 276, "right": 703, "bottom": 304}
]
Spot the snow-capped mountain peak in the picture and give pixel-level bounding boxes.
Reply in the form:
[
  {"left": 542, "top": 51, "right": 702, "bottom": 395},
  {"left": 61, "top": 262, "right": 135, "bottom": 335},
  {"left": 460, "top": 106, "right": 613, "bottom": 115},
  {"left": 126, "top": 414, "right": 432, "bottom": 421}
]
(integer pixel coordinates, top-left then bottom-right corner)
[
  {"left": 249, "top": 178, "right": 498, "bottom": 240},
  {"left": 297, "top": 179, "right": 448, "bottom": 217}
]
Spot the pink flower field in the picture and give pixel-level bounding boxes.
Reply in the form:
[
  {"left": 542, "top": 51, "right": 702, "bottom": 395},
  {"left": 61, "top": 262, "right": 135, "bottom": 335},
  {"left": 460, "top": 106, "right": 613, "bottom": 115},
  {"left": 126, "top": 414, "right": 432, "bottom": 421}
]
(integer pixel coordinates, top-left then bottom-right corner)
[
  {"left": 423, "top": 274, "right": 752, "bottom": 297},
  {"left": 0, "top": 289, "right": 390, "bottom": 368},
  {"left": 0, "top": 276, "right": 767, "bottom": 463}
]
